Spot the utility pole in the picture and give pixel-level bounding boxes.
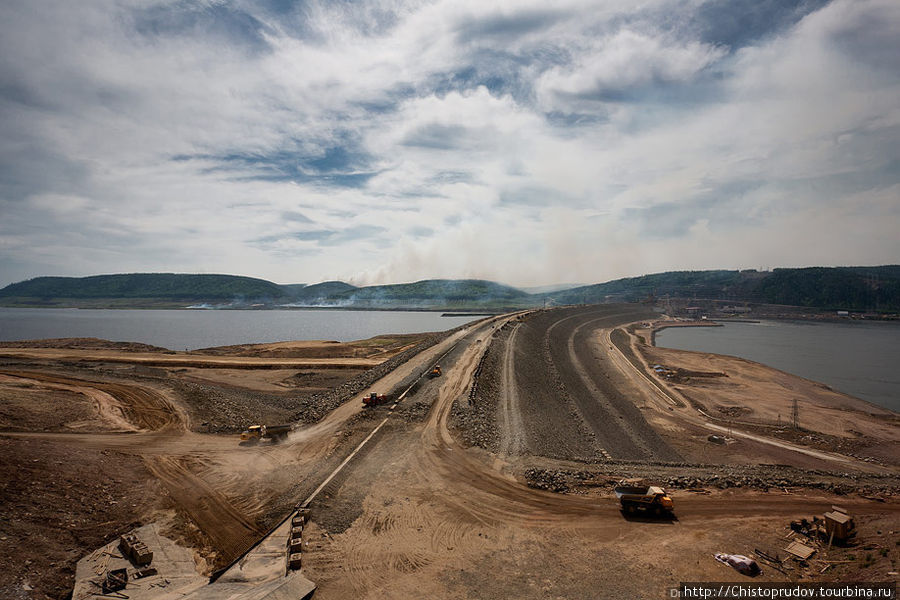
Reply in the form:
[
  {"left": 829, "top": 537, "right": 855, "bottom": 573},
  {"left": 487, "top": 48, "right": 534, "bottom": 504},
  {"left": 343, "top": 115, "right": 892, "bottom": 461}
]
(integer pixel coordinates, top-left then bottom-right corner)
[{"left": 791, "top": 398, "right": 800, "bottom": 430}]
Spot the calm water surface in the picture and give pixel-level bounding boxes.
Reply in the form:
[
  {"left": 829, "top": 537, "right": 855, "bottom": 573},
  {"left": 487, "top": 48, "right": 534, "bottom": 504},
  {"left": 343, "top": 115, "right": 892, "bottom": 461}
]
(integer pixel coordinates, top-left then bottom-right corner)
[
  {"left": 0, "top": 308, "right": 481, "bottom": 350},
  {"left": 656, "top": 320, "right": 900, "bottom": 412}
]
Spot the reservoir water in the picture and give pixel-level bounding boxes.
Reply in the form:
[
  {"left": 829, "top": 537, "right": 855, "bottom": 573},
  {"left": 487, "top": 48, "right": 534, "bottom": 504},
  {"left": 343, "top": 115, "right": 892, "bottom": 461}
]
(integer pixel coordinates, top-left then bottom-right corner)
[
  {"left": 0, "top": 308, "right": 481, "bottom": 351},
  {"left": 655, "top": 320, "right": 900, "bottom": 412}
]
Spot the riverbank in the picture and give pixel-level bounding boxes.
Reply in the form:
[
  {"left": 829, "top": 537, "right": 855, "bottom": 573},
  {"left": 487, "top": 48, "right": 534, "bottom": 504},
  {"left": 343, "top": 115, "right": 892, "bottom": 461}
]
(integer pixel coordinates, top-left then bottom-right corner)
[
  {"left": 644, "top": 319, "right": 720, "bottom": 346},
  {"left": 627, "top": 320, "right": 900, "bottom": 468},
  {"left": 651, "top": 318, "right": 900, "bottom": 411}
]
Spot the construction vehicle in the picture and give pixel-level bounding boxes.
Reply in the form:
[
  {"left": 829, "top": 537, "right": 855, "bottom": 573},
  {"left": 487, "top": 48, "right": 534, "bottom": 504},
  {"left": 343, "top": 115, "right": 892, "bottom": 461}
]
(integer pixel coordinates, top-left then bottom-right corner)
[
  {"left": 362, "top": 392, "right": 389, "bottom": 407},
  {"left": 429, "top": 365, "right": 442, "bottom": 378},
  {"left": 240, "top": 423, "right": 293, "bottom": 443},
  {"left": 614, "top": 481, "right": 674, "bottom": 516}
]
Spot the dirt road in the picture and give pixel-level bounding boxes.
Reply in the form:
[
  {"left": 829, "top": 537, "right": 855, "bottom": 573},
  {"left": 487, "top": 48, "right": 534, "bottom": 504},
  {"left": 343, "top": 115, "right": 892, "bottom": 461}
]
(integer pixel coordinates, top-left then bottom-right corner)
[
  {"left": 498, "top": 322, "right": 525, "bottom": 456},
  {"left": 2, "top": 306, "right": 897, "bottom": 599},
  {"left": 0, "top": 343, "right": 396, "bottom": 368},
  {"left": 301, "top": 306, "right": 900, "bottom": 599},
  {"left": 469, "top": 306, "right": 678, "bottom": 461}
]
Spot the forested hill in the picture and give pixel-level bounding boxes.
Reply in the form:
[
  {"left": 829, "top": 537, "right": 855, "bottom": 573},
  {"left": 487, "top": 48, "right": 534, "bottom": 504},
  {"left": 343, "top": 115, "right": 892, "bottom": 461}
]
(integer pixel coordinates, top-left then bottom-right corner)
[
  {"left": 543, "top": 266, "right": 900, "bottom": 311},
  {"left": 1, "top": 266, "right": 898, "bottom": 311},
  {"left": 0, "top": 274, "right": 286, "bottom": 304}
]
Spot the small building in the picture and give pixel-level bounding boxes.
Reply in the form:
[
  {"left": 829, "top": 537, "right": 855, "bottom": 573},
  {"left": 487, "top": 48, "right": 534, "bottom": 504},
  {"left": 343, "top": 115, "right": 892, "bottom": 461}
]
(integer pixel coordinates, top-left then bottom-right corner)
[{"left": 824, "top": 507, "right": 854, "bottom": 542}]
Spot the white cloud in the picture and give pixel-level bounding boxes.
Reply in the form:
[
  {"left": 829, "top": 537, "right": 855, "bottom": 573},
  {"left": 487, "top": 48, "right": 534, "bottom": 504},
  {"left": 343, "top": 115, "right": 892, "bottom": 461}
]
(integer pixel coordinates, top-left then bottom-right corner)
[
  {"left": 0, "top": 0, "right": 897, "bottom": 288},
  {"left": 536, "top": 29, "right": 726, "bottom": 109}
]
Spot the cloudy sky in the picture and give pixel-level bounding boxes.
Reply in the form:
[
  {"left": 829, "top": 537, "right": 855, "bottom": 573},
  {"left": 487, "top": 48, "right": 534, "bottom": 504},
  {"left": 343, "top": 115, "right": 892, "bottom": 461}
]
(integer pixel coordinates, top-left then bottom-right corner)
[{"left": 0, "top": 0, "right": 897, "bottom": 288}]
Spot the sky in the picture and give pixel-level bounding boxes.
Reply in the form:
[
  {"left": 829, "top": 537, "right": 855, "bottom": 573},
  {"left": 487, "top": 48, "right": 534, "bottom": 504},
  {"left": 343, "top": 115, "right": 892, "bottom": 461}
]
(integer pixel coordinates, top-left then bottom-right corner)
[{"left": 0, "top": 0, "right": 898, "bottom": 289}]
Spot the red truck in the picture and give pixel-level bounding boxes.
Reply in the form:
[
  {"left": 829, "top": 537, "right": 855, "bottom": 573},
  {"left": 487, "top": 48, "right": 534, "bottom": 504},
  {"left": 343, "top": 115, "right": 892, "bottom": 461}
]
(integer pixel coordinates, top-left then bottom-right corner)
[{"left": 362, "top": 392, "right": 390, "bottom": 407}]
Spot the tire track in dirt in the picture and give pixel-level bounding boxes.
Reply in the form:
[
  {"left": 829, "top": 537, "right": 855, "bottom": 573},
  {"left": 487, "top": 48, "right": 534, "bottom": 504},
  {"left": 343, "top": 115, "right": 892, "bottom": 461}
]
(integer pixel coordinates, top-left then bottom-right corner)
[
  {"left": 0, "top": 370, "right": 266, "bottom": 568},
  {"left": 565, "top": 313, "right": 678, "bottom": 460},
  {"left": 498, "top": 322, "right": 526, "bottom": 456},
  {"left": 544, "top": 310, "right": 633, "bottom": 459},
  {"left": 0, "top": 370, "right": 185, "bottom": 431},
  {"left": 145, "top": 455, "right": 262, "bottom": 561},
  {"left": 566, "top": 315, "right": 652, "bottom": 457}
]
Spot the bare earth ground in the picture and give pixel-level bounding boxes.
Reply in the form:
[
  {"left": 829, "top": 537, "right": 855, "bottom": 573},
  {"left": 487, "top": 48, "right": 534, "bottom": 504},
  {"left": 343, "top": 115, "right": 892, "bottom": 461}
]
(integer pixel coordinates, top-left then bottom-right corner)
[
  {"left": 303, "top": 307, "right": 900, "bottom": 598},
  {"left": 0, "top": 308, "right": 898, "bottom": 600},
  {"left": 0, "top": 332, "right": 441, "bottom": 599}
]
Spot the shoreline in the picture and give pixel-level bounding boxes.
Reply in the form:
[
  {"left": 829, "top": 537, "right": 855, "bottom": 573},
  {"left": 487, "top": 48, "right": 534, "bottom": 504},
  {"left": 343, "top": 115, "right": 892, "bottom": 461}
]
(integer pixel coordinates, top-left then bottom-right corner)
[
  {"left": 646, "top": 320, "right": 721, "bottom": 346},
  {"left": 646, "top": 319, "right": 899, "bottom": 415}
]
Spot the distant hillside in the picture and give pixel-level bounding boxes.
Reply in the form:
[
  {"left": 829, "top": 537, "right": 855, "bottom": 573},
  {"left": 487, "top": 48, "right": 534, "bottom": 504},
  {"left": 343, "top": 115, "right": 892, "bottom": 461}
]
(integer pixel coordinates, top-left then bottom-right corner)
[
  {"left": 544, "top": 270, "right": 752, "bottom": 304},
  {"left": 543, "top": 266, "right": 900, "bottom": 311},
  {"left": 0, "top": 274, "right": 286, "bottom": 305},
  {"left": 335, "top": 279, "right": 527, "bottom": 305},
  {"left": 282, "top": 281, "right": 358, "bottom": 303},
  {"left": 751, "top": 266, "right": 900, "bottom": 310},
  {"left": 2, "top": 266, "right": 897, "bottom": 311}
]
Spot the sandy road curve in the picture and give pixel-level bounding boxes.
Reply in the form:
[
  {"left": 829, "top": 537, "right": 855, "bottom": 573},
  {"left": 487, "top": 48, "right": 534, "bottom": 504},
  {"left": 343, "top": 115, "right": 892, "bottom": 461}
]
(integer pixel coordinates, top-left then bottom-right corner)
[
  {"left": 145, "top": 455, "right": 263, "bottom": 558},
  {"left": 0, "top": 370, "right": 266, "bottom": 563}
]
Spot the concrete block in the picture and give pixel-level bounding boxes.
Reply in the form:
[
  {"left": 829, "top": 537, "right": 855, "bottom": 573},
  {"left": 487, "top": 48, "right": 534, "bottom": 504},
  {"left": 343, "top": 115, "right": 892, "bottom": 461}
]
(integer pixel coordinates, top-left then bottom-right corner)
[{"left": 289, "top": 553, "right": 302, "bottom": 570}]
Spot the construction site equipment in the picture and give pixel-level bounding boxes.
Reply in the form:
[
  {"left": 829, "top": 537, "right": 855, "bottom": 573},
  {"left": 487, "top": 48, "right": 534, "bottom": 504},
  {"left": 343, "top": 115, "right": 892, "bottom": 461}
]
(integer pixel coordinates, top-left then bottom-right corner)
[
  {"left": 119, "top": 533, "right": 153, "bottom": 566},
  {"left": 362, "top": 392, "right": 389, "bottom": 407},
  {"left": 240, "top": 424, "right": 293, "bottom": 443},
  {"left": 614, "top": 482, "right": 674, "bottom": 516},
  {"left": 824, "top": 506, "right": 854, "bottom": 543},
  {"left": 132, "top": 567, "right": 158, "bottom": 579},
  {"left": 429, "top": 365, "right": 442, "bottom": 378},
  {"left": 102, "top": 568, "right": 128, "bottom": 594}
]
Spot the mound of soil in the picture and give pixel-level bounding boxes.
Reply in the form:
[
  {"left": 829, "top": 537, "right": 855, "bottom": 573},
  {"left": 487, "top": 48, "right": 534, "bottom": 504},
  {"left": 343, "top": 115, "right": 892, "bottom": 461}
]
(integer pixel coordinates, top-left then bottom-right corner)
[{"left": 0, "top": 437, "right": 160, "bottom": 600}]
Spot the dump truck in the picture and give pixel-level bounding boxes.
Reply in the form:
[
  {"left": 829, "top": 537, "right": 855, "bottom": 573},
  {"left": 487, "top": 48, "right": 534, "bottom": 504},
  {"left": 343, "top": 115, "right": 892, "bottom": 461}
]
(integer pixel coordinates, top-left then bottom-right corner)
[
  {"left": 362, "top": 392, "right": 389, "bottom": 407},
  {"left": 240, "top": 424, "right": 293, "bottom": 443},
  {"left": 429, "top": 365, "right": 442, "bottom": 378},
  {"left": 614, "top": 482, "right": 674, "bottom": 516}
]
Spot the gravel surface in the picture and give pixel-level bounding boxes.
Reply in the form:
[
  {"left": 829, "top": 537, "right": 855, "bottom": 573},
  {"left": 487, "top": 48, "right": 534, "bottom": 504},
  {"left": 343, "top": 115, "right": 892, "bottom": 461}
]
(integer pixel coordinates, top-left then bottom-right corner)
[
  {"left": 544, "top": 306, "right": 679, "bottom": 461},
  {"left": 454, "top": 305, "right": 679, "bottom": 463},
  {"left": 284, "top": 328, "right": 457, "bottom": 424},
  {"left": 523, "top": 462, "right": 900, "bottom": 496},
  {"left": 451, "top": 323, "right": 505, "bottom": 452}
]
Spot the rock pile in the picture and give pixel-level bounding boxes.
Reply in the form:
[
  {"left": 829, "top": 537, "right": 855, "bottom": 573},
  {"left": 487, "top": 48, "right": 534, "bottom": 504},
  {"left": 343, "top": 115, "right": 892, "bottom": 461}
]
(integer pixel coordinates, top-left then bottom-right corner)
[{"left": 521, "top": 464, "right": 900, "bottom": 496}]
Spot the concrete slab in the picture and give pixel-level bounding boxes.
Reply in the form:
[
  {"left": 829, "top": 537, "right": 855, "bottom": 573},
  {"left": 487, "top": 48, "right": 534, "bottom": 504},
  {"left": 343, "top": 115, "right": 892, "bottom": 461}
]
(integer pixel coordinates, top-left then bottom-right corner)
[
  {"left": 180, "top": 573, "right": 316, "bottom": 600},
  {"left": 217, "top": 515, "right": 292, "bottom": 584},
  {"left": 73, "top": 517, "right": 316, "bottom": 600},
  {"left": 72, "top": 522, "right": 207, "bottom": 600}
]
